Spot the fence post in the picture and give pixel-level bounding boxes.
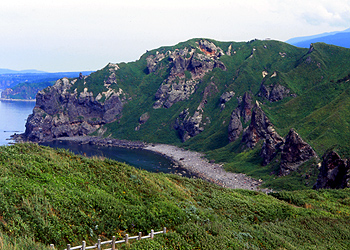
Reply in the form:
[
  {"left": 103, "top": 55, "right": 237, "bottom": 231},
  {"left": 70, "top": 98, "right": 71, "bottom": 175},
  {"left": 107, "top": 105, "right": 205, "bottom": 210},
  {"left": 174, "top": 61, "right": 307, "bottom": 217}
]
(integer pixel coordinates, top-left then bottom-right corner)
[
  {"left": 163, "top": 227, "right": 167, "bottom": 234},
  {"left": 67, "top": 244, "right": 71, "bottom": 250},
  {"left": 150, "top": 229, "right": 154, "bottom": 239},
  {"left": 82, "top": 241, "right": 86, "bottom": 250},
  {"left": 97, "top": 239, "right": 101, "bottom": 250},
  {"left": 111, "top": 236, "right": 116, "bottom": 250},
  {"left": 138, "top": 232, "right": 142, "bottom": 240},
  {"left": 125, "top": 234, "right": 129, "bottom": 244},
  {"left": 49, "top": 244, "right": 54, "bottom": 249}
]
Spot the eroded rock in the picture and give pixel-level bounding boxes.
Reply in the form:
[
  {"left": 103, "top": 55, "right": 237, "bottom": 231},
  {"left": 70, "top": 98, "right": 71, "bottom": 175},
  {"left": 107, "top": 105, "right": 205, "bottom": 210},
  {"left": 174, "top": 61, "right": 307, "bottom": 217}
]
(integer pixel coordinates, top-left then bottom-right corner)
[
  {"left": 228, "top": 92, "right": 253, "bottom": 142},
  {"left": 259, "top": 83, "right": 291, "bottom": 102},
  {"left": 313, "top": 151, "right": 350, "bottom": 189},
  {"left": 151, "top": 40, "right": 226, "bottom": 109},
  {"left": 279, "top": 128, "right": 317, "bottom": 176},
  {"left": 228, "top": 109, "right": 242, "bottom": 142},
  {"left": 24, "top": 77, "right": 124, "bottom": 142},
  {"left": 241, "top": 101, "right": 283, "bottom": 149}
]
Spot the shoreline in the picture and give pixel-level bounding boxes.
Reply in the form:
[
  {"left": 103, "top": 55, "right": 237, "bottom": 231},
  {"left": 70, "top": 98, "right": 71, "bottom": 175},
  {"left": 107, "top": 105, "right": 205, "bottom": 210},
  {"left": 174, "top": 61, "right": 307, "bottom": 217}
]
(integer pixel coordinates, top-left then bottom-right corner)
[
  {"left": 144, "top": 144, "right": 271, "bottom": 193},
  {"left": 17, "top": 135, "right": 272, "bottom": 193},
  {"left": 0, "top": 98, "right": 36, "bottom": 102}
]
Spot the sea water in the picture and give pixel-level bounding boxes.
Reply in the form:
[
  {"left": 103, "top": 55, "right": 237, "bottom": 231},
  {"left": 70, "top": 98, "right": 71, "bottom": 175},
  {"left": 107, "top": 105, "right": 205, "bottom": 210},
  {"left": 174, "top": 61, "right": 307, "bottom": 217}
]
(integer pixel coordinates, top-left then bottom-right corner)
[
  {"left": 0, "top": 97, "right": 187, "bottom": 175},
  {"left": 0, "top": 98, "right": 35, "bottom": 145}
]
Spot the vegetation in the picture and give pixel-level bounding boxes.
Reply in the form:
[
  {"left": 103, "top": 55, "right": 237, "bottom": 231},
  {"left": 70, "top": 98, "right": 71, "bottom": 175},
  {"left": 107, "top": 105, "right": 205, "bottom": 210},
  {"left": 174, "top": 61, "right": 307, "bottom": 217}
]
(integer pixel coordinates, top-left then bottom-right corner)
[
  {"left": 0, "top": 143, "right": 349, "bottom": 249},
  {"left": 3, "top": 39, "right": 350, "bottom": 248},
  {"left": 72, "top": 39, "right": 350, "bottom": 190}
]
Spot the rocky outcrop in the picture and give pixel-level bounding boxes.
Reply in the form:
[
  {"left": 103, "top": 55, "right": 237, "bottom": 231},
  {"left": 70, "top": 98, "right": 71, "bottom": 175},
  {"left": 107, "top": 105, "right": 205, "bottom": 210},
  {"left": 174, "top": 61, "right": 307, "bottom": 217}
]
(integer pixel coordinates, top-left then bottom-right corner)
[
  {"left": 313, "top": 151, "right": 350, "bottom": 189},
  {"left": 135, "top": 112, "right": 150, "bottom": 131},
  {"left": 279, "top": 129, "right": 317, "bottom": 176},
  {"left": 239, "top": 92, "right": 254, "bottom": 123},
  {"left": 174, "top": 82, "right": 217, "bottom": 141},
  {"left": 219, "top": 91, "right": 235, "bottom": 109},
  {"left": 259, "top": 83, "right": 291, "bottom": 102},
  {"left": 241, "top": 101, "right": 284, "bottom": 150},
  {"left": 228, "top": 92, "right": 253, "bottom": 142},
  {"left": 174, "top": 109, "right": 204, "bottom": 142},
  {"left": 228, "top": 109, "right": 243, "bottom": 142},
  {"left": 24, "top": 74, "right": 124, "bottom": 142},
  {"left": 151, "top": 40, "right": 226, "bottom": 109},
  {"left": 240, "top": 101, "right": 284, "bottom": 165}
]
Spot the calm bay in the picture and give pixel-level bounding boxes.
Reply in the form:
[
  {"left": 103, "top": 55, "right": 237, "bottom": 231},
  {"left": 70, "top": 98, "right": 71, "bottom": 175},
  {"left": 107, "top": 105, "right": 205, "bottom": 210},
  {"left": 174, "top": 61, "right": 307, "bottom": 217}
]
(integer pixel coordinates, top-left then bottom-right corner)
[{"left": 0, "top": 97, "right": 185, "bottom": 175}]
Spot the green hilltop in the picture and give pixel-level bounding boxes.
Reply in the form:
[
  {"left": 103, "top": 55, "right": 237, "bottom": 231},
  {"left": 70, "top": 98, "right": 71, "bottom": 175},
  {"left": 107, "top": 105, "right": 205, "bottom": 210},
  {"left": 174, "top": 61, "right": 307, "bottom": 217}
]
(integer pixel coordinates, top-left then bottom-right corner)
[{"left": 27, "top": 38, "right": 350, "bottom": 190}]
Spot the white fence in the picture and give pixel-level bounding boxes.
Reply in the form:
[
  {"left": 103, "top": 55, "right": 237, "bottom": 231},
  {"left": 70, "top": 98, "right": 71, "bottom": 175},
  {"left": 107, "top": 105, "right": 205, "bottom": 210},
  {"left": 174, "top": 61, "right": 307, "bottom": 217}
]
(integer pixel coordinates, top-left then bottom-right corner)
[{"left": 49, "top": 227, "right": 166, "bottom": 250}]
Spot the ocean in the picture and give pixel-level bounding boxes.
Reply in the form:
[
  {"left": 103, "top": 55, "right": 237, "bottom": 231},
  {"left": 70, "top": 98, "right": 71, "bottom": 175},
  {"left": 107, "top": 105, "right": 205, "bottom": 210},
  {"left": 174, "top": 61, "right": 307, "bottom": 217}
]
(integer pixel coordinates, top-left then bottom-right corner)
[
  {"left": 0, "top": 98, "right": 35, "bottom": 145},
  {"left": 0, "top": 98, "right": 186, "bottom": 175}
]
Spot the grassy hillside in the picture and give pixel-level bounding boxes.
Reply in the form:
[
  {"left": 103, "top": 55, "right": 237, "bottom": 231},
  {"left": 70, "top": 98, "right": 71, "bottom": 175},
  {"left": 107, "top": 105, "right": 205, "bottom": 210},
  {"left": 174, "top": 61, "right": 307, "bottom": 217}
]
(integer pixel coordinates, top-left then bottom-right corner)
[
  {"left": 78, "top": 41, "right": 350, "bottom": 151},
  {"left": 47, "top": 39, "right": 347, "bottom": 190},
  {"left": 0, "top": 143, "right": 350, "bottom": 249}
]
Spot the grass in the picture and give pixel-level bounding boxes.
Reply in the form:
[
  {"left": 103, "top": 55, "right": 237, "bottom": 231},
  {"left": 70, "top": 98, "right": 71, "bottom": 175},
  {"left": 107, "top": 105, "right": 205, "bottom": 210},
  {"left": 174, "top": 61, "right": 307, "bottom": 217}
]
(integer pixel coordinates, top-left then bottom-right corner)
[{"left": 0, "top": 143, "right": 350, "bottom": 249}]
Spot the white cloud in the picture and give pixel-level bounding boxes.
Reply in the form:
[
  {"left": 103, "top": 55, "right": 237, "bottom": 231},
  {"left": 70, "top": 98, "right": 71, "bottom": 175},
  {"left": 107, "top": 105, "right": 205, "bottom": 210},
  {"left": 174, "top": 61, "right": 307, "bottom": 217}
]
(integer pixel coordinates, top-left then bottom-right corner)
[
  {"left": 300, "top": 0, "right": 350, "bottom": 26},
  {"left": 0, "top": 0, "right": 350, "bottom": 71}
]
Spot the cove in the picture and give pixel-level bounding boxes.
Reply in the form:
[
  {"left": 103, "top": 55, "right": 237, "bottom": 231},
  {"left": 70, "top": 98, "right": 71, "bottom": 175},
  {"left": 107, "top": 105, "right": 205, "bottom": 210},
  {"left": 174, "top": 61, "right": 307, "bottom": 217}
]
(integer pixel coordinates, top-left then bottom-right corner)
[{"left": 40, "top": 140, "right": 191, "bottom": 177}]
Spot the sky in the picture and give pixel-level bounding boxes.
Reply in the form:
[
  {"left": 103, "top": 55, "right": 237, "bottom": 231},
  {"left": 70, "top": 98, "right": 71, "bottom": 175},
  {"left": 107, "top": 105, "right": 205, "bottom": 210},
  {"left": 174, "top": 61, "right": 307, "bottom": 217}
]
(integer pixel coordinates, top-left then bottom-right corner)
[{"left": 1, "top": 0, "right": 350, "bottom": 72}]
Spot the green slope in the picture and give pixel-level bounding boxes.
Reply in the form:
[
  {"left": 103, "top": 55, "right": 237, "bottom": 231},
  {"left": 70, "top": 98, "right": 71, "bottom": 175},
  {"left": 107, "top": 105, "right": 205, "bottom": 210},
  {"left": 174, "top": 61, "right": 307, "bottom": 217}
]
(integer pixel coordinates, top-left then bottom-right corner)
[
  {"left": 0, "top": 143, "right": 350, "bottom": 249},
  {"left": 28, "top": 39, "right": 350, "bottom": 190}
]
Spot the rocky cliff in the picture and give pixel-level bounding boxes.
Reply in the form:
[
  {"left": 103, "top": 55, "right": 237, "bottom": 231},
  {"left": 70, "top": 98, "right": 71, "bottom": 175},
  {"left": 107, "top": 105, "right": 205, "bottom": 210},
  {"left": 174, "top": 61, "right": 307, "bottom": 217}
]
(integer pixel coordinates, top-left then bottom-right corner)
[
  {"left": 24, "top": 69, "right": 125, "bottom": 142},
  {"left": 151, "top": 40, "right": 226, "bottom": 109}
]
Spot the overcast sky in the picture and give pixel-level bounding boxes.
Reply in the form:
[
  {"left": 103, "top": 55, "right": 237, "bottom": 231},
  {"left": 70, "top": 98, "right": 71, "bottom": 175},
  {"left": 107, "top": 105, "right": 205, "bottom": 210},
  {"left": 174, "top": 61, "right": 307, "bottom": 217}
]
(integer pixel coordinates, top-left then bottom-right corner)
[{"left": 1, "top": 0, "right": 350, "bottom": 72}]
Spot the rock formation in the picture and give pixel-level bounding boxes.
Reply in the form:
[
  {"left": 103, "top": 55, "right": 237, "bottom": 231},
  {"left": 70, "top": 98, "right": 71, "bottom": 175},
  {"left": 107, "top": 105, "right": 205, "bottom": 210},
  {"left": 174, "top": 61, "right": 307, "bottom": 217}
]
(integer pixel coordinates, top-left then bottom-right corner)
[
  {"left": 150, "top": 40, "right": 226, "bottom": 109},
  {"left": 228, "top": 109, "right": 243, "bottom": 142},
  {"left": 24, "top": 71, "right": 125, "bottom": 142},
  {"left": 259, "top": 83, "right": 291, "bottom": 102},
  {"left": 174, "top": 82, "right": 217, "bottom": 141},
  {"left": 313, "top": 151, "right": 350, "bottom": 189},
  {"left": 228, "top": 92, "right": 253, "bottom": 142},
  {"left": 135, "top": 112, "right": 150, "bottom": 131},
  {"left": 241, "top": 101, "right": 284, "bottom": 150},
  {"left": 279, "top": 129, "right": 317, "bottom": 176},
  {"left": 174, "top": 109, "right": 204, "bottom": 142},
  {"left": 219, "top": 91, "right": 235, "bottom": 110}
]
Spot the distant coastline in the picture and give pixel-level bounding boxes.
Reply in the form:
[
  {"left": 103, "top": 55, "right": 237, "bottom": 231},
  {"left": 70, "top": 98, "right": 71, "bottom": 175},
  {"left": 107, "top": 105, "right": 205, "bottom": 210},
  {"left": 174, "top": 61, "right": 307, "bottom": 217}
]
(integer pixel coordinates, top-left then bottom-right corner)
[{"left": 0, "top": 98, "right": 36, "bottom": 102}]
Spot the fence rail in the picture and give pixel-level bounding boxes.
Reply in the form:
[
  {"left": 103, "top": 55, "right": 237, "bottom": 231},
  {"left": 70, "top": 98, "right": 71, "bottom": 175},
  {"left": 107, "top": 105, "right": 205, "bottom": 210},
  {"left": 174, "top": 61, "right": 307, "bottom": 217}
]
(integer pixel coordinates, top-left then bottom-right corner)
[{"left": 49, "top": 227, "right": 166, "bottom": 250}]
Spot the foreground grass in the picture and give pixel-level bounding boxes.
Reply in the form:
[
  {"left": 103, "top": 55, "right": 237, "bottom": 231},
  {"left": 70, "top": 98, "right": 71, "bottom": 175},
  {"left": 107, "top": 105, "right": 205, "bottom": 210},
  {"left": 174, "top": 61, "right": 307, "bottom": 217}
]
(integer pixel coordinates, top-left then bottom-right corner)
[{"left": 0, "top": 143, "right": 349, "bottom": 249}]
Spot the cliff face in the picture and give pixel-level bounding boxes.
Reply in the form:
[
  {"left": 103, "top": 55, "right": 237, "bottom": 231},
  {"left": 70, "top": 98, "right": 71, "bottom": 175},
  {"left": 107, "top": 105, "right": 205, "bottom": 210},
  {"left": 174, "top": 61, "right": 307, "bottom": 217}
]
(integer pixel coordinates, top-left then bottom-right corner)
[
  {"left": 25, "top": 75, "right": 124, "bottom": 142},
  {"left": 151, "top": 40, "right": 226, "bottom": 109}
]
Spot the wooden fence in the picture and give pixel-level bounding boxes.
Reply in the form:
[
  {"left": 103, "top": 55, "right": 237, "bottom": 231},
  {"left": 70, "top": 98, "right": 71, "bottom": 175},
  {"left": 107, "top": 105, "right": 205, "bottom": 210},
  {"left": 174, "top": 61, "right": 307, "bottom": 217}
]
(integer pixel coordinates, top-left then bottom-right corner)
[{"left": 49, "top": 227, "right": 166, "bottom": 250}]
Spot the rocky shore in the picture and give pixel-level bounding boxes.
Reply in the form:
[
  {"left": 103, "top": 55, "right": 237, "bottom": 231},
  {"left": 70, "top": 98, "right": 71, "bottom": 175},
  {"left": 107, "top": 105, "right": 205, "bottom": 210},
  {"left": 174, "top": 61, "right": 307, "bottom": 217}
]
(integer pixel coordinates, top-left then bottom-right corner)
[
  {"left": 144, "top": 144, "right": 271, "bottom": 193},
  {"left": 13, "top": 133, "right": 270, "bottom": 192},
  {"left": 32, "top": 136, "right": 271, "bottom": 192}
]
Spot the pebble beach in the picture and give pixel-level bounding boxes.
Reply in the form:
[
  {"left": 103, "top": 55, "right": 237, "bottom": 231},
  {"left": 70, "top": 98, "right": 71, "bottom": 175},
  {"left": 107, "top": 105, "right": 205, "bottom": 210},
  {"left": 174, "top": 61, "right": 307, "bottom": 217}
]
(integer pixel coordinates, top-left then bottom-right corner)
[{"left": 144, "top": 143, "right": 271, "bottom": 193}]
